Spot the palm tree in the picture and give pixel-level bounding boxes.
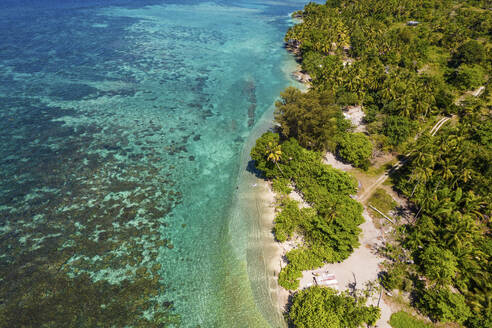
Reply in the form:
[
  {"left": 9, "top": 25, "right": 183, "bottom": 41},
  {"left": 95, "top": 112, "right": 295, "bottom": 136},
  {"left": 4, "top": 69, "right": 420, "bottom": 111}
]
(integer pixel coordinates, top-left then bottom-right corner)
[
  {"left": 439, "top": 157, "right": 457, "bottom": 182},
  {"left": 410, "top": 165, "right": 433, "bottom": 197},
  {"left": 265, "top": 141, "right": 285, "bottom": 177},
  {"left": 461, "top": 190, "right": 486, "bottom": 221},
  {"left": 442, "top": 213, "right": 476, "bottom": 250}
]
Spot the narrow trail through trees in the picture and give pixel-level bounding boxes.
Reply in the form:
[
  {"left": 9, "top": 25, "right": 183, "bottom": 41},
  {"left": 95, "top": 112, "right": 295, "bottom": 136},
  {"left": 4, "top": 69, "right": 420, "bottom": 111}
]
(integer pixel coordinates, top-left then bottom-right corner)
[{"left": 357, "top": 116, "right": 450, "bottom": 203}]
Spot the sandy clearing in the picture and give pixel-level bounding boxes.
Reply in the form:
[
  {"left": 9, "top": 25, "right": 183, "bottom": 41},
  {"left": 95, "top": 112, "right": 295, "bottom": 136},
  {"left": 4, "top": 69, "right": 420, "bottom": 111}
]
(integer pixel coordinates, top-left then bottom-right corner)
[
  {"left": 297, "top": 209, "right": 392, "bottom": 327},
  {"left": 288, "top": 189, "right": 310, "bottom": 208},
  {"left": 323, "top": 152, "right": 354, "bottom": 171},
  {"left": 344, "top": 105, "right": 366, "bottom": 133}
]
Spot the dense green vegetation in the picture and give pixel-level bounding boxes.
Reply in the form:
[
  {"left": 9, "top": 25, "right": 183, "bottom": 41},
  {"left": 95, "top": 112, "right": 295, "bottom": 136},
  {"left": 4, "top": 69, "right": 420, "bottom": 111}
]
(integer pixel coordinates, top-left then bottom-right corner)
[
  {"left": 380, "top": 115, "right": 417, "bottom": 147},
  {"left": 389, "top": 112, "right": 492, "bottom": 327},
  {"left": 274, "top": 87, "right": 349, "bottom": 152},
  {"left": 389, "top": 311, "right": 432, "bottom": 328},
  {"left": 251, "top": 133, "right": 363, "bottom": 289},
  {"left": 284, "top": 0, "right": 490, "bottom": 152},
  {"left": 251, "top": 0, "right": 491, "bottom": 326},
  {"left": 336, "top": 132, "right": 372, "bottom": 169},
  {"left": 274, "top": 86, "right": 370, "bottom": 168},
  {"left": 281, "top": 0, "right": 490, "bottom": 326},
  {"left": 289, "top": 287, "right": 380, "bottom": 328}
]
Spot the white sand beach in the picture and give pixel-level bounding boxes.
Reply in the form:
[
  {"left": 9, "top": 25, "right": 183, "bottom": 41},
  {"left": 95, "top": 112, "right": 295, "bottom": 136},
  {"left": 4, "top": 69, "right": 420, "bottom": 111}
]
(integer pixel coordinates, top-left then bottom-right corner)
[{"left": 254, "top": 179, "right": 291, "bottom": 315}]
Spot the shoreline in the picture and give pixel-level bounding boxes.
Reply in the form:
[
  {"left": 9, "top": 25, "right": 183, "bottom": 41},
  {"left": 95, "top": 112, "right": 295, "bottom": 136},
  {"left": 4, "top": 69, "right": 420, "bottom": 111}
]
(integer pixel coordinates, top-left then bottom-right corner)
[
  {"left": 230, "top": 35, "right": 318, "bottom": 323},
  {"left": 227, "top": 96, "right": 286, "bottom": 328},
  {"left": 241, "top": 36, "right": 312, "bottom": 319},
  {"left": 233, "top": 11, "right": 390, "bottom": 327},
  {"left": 225, "top": 44, "right": 306, "bottom": 326}
]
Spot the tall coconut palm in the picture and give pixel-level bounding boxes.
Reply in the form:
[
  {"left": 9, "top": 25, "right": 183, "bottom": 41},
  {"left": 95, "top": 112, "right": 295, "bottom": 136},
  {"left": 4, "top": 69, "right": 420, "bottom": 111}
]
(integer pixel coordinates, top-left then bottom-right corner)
[
  {"left": 439, "top": 157, "right": 457, "bottom": 182},
  {"left": 442, "top": 213, "right": 476, "bottom": 250},
  {"left": 265, "top": 141, "right": 285, "bottom": 177}
]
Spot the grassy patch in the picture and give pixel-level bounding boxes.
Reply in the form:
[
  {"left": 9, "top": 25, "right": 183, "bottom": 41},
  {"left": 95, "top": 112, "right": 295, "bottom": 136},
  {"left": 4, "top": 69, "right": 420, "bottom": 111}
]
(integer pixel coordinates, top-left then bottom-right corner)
[
  {"left": 390, "top": 311, "right": 432, "bottom": 328},
  {"left": 365, "top": 160, "right": 396, "bottom": 176},
  {"left": 368, "top": 188, "right": 397, "bottom": 218},
  {"left": 353, "top": 158, "right": 397, "bottom": 179},
  {"left": 426, "top": 45, "right": 450, "bottom": 67}
]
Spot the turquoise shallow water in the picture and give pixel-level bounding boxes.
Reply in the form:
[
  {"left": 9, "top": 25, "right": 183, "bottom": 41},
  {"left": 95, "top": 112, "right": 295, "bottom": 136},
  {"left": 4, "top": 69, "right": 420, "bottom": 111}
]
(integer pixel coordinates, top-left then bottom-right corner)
[{"left": 0, "top": 0, "right": 312, "bottom": 326}]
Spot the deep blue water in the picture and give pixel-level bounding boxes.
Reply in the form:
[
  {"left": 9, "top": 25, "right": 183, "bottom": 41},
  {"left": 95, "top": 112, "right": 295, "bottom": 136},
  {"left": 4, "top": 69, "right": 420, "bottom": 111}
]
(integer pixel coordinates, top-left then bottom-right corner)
[{"left": 0, "top": 0, "right": 311, "bottom": 326}]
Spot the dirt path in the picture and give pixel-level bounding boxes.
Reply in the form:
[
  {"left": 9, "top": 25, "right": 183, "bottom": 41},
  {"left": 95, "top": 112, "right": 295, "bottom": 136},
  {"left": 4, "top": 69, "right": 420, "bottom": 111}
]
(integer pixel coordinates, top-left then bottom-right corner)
[
  {"left": 358, "top": 116, "right": 450, "bottom": 203},
  {"left": 456, "top": 85, "right": 485, "bottom": 104},
  {"left": 430, "top": 117, "right": 450, "bottom": 136}
]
